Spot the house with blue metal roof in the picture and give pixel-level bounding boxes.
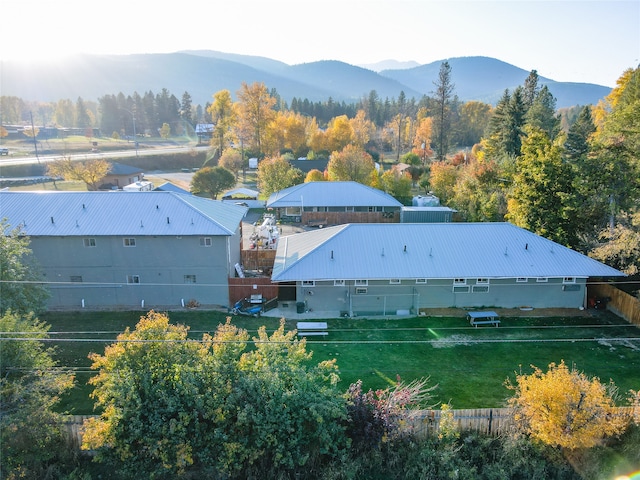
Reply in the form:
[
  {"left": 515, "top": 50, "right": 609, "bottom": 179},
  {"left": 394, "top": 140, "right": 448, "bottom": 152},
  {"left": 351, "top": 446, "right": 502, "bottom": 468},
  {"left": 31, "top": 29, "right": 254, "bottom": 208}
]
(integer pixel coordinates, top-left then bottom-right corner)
[
  {"left": 266, "top": 181, "right": 403, "bottom": 226},
  {"left": 0, "top": 191, "right": 248, "bottom": 310},
  {"left": 271, "top": 223, "right": 624, "bottom": 315}
]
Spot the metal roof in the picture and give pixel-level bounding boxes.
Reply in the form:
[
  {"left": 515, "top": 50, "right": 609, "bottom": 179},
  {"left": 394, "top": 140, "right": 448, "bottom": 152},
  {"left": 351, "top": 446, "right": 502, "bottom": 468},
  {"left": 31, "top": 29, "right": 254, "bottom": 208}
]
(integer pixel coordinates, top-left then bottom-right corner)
[
  {"left": 0, "top": 191, "right": 247, "bottom": 237},
  {"left": 154, "top": 182, "right": 192, "bottom": 195},
  {"left": 266, "top": 181, "right": 403, "bottom": 208},
  {"left": 271, "top": 223, "right": 624, "bottom": 281},
  {"left": 222, "top": 188, "right": 260, "bottom": 198},
  {"left": 107, "top": 162, "right": 144, "bottom": 175}
]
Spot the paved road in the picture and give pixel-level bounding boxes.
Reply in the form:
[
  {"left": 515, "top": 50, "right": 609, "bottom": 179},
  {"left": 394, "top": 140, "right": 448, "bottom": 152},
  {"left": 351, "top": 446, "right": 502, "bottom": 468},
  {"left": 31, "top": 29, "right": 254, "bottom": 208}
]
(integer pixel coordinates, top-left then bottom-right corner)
[{"left": 0, "top": 144, "right": 208, "bottom": 167}]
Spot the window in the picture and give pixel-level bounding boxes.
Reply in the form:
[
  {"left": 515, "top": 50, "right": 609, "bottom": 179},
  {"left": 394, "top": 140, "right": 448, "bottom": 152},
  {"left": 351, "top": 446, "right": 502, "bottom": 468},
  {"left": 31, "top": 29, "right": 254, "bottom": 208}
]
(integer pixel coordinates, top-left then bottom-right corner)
[
  {"left": 536, "top": 277, "right": 548, "bottom": 283},
  {"left": 127, "top": 275, "right": 140, "bottom": 284},
  {"left": 302, "top": 280, "right": 315, "bottom": 287},
  {"left": 415, "top": 278, "right": 427, "bottom": 284},
  {"left": 345, "top": 206, "right": 354, "bottom": 212},
  {"left": 184, "top": 275, "right": 196, "bottom": 284},
  {"left": 453, "top": 278, "right": 466, "bottom": 285},
  {"left": 355, "top": 287, "right": 367, "bottom": 294},
  {"left": 123, "top": 238, "right": 136, "bottom": 247},
  {"left": 472, "top": 285, "right": 489, "bottom": 293},
  {"left": 476, "top": 278, "right": 489, "bottom": 285},
  {"left": 285, "top": 207, "right": 301, "bottom": 216},
  {"left": 355, "top": 279, "right": 368, "bottom": 286},
  {"left": 334, "top": 279, "right": 345, "bottom": 286},
  {"left": 562, "top": 284, "right": 581, "bottom": 291},
  {"left": 563, "top": 277, "right": 576, "bottom": 284},
  {"left": 70, "top": 275, "right": 83, "bottom": 283},
  {"left": 453, "top": 285, "right": 470, "bottom": 293},
  {"left": 200, "top": 237, "right": 212, "bottom": 247},
  {"left": 516, "top": 277, "right": 528, "bottom": 283},
  {"left": 83, "top": 238, "right": 96, "bottom": 247},
  {"left": 389, "top": 279, "right": 401, "bottom": 284}
]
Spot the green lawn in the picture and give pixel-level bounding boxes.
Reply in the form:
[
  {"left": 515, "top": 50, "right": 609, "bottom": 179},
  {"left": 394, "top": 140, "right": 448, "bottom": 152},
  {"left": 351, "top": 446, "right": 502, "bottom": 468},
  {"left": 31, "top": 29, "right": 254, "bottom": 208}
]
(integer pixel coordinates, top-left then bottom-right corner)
[{"left": 42, "top": 310, "right": 640, "bottom": 414}]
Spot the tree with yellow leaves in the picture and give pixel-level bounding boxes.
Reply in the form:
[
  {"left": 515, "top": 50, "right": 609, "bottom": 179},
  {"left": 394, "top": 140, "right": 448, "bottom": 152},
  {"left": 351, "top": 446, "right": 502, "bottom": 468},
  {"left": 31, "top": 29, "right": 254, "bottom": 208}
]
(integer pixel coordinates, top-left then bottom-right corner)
[
  {"left": 235, "top": 82, "right": 276, "bottom": 154},
  {"left": 506, "top": 360, "right": 627, "bottom": 450},
  {"left": 325, "top": 115, "right": 354, "bottom": 153},
  {"left": 349, "top": 110, "right": 375, "bottom": 148},
  {"left": 413, "top": 116, "right": 434, "bottom": 165},
  {"left": 208, "top": 89, "right": 236, "bottom": 155},
  {"left": 304, "top": 169, "right": 326, "bottom": 182},
  {"left": 46, "top": 157, "right": 110, "bottom": 191},
  {"left": 326, "top": 144, "right": 375, "bottom": 185}
]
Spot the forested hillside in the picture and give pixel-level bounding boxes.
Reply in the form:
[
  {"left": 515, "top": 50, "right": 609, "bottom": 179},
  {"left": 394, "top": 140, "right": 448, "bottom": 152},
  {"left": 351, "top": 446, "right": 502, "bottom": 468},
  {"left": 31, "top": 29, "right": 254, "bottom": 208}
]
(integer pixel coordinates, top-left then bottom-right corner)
[{"left": 0, "top": 52, "right": 610, "bottom": 108}]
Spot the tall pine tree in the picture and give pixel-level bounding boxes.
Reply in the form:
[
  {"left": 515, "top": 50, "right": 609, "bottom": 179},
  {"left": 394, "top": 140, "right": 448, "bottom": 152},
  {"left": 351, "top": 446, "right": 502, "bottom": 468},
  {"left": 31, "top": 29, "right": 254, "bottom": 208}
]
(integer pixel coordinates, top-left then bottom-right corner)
[{"left": 432, "top": 61, "right": 454, "bottom": 160}]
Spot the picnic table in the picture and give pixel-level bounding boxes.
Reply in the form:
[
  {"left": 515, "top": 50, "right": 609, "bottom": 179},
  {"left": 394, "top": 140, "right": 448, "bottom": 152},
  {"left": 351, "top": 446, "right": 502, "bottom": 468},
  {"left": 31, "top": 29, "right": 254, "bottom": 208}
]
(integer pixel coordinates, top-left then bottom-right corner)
[
  {"left": 296, "top": 322, "right": 328, "bottom": 336},
  {"left": 467, "top": 311, "right": 500, "bottom": 327}
]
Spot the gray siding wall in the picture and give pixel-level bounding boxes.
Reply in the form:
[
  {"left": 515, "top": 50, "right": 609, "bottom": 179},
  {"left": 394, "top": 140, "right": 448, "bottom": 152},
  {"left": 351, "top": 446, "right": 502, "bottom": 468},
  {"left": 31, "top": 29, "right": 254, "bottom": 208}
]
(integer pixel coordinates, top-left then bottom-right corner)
[
  {"left": 296, "top": 277, "right": 586, "bottom": 315},
  {"left": 32, "top": 234, "right": 240, "bottom": 310}
]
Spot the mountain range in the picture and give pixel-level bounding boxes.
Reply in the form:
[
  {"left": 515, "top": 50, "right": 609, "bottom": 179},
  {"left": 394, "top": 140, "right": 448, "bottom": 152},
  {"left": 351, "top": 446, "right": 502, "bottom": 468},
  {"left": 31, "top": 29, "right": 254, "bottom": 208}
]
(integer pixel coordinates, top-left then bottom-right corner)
[{"left": 0, "top": 51, "right": 612, "bottom": 109}]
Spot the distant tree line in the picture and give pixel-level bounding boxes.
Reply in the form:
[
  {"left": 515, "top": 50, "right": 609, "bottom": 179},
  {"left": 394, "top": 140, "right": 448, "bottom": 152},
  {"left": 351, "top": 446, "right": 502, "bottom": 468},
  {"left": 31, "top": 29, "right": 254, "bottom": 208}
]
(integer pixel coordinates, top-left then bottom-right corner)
[{"left": 0, "top": 66, "right": 578, "bottom": 153}]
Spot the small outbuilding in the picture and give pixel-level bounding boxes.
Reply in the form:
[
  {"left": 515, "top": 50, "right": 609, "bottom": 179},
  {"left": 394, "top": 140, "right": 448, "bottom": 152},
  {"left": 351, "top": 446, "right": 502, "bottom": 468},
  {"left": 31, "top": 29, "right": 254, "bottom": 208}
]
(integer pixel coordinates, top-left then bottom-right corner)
[{"left": 266, "top": 181, "right": 403, "bottom": 225}]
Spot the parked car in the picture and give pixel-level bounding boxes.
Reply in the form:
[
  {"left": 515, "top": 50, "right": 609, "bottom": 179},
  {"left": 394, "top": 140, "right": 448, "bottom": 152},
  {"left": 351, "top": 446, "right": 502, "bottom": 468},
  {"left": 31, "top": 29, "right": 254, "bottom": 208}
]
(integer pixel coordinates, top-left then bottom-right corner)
[{"left": 0, "top": 147, "right": 9, "bottom": 155}]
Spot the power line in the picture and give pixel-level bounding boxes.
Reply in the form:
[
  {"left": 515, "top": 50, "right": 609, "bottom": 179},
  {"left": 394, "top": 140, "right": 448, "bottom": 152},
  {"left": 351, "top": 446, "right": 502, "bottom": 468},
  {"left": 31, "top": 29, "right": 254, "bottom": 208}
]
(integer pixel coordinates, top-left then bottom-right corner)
[
  {"left": 2, "top": 336, "right": 639, "bottom": 345},
  {"left": 1, "top": 279, "right": 638, "bottom": 287}
]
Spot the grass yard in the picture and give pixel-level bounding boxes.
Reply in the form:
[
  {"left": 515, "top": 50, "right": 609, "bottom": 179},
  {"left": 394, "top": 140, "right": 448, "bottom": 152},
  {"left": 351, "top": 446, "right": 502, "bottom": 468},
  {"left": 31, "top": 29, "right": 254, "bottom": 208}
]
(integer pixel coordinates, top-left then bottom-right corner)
[{"left": 42, "top": 309, "right": 640, "bottom": 415}]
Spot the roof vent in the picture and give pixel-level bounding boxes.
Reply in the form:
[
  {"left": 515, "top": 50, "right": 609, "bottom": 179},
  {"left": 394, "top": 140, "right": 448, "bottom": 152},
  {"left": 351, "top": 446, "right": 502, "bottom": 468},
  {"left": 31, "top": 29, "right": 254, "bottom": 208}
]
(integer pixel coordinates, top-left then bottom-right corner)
[
  {"left": 156, "top": 205, "right": 159, "bottom": 209},
  {"left": 82, "top": 204, "right": 86, "bottom": 209},
  {"left": 140, "top": 220, "right": 144, "bottom": 228},
  {"left": 167, "top": 217, "right": 170, "bottom": 224},
  {"left": 50, "top": 217, "right": 54, "bottom": 224},
  {"left": 331, "top": 250, "right": 334, "bottom": 260},
  {"left": 403, "top": 245, "right": 407, "bottom": 253},
  {"left": 504, "top": 247, "right": 508, "bottom": 256}
]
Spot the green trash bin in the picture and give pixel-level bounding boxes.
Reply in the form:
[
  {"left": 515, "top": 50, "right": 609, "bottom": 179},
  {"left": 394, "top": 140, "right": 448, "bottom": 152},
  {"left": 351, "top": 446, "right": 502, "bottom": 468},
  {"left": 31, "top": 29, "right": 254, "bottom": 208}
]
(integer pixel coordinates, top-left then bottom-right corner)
[{"left": 296, "top": 302, "right": 305, "bottom": 313}]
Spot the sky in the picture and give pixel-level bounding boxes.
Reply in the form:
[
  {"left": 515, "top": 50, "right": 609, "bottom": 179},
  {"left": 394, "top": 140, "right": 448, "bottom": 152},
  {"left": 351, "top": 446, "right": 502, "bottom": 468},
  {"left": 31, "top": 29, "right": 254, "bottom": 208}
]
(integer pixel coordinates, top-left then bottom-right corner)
[{"left": 1, "top": 0, "right": 638, "bottom": 88}]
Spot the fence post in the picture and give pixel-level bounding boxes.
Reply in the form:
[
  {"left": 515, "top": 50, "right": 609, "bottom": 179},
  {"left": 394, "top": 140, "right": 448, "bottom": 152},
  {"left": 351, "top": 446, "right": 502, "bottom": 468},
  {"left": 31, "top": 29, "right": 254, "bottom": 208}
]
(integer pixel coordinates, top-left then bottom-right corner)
[{"left": 488, "top": 408, "right": 493, "bottom": 434}]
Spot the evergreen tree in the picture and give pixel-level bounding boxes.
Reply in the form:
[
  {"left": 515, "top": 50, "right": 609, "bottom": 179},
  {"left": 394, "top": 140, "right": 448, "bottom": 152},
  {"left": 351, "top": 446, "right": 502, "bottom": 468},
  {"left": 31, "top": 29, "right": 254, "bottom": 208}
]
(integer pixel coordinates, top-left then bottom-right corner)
[
  {"left": 180, "top": 91, "right": 193, "bottom": 124},
  {"left": 98, "top": 94, "right": 120, "bottom": 137},
  {"left": 482, "top": 89, "right": 512, "bottom": 158},
  {"left": 526, "top": 85, "right": 560, "bottom": 140},
  {"left": 75, "top": 96, "right": 92, "bottom": 128},
  {"left": 505, "top": 87, "right": 527, "bottom": 156},
  {"left": 482, "top": 88, "right": 526, "bottom": 158},
  {"left": 507, "top": 126, "right": 577, "bottom": 246},
  {"left": 564, "top": 105, "right": 595, "bottom": 161},
  {"left": 432, "top": 61, "right": 455, "bottom": 160},
  {"left": 522, "top": 70, "right": 540, "bottom": 110},
  {"left": 142, "top": 90, "right": 156, "bottom": 134}
]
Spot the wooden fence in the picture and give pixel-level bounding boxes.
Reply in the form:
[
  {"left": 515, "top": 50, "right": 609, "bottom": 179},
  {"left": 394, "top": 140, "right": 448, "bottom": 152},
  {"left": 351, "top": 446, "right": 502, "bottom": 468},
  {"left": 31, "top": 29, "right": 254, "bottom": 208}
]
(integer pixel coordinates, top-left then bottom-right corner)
[
  {"left": 409, "top": 408, "right": 514, "bottom": 437},
  {"left": 63, "top": 407, "right": 637, "bottom": 451},
  {"left": 302, "top": 211, "right": 399, "bottom": 225},
  {"left": 589, "top": 283, "right": 640, "bottom": 326},
  {"left": 240, "top": 249, "right": 277, "bottom": 273},
  {"left": 228, "top": 276, "right": 279, "bottom": 306}
]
